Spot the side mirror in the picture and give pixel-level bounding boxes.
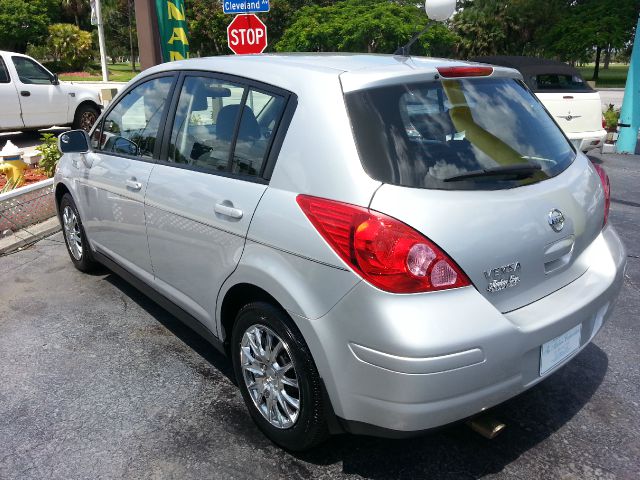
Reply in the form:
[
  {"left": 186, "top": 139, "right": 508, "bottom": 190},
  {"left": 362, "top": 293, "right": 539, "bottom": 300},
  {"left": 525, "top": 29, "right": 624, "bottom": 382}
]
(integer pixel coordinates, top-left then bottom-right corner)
[
  {"left": 51, "top": 73, "right": 60, "bottom": 85},
  {"left": 58, "top": 130, "right": 90, "bottom": 154},
  {"left": 112, "top": 136, "right": 139, "bottom": 156},
  {"left": 425, "top": 0, "right": 456, "bottom": 21}
]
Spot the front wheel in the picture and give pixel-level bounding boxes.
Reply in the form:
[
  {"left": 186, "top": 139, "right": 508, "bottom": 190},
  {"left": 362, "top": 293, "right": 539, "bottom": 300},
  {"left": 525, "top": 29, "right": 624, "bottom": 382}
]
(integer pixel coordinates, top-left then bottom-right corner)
[
  {"left": 72, "top": 104, "right": 99, "bottom": 132},
  {"left": 231, "top": 302, "right": 329, "bottom": 451},
  {"left": 59, "top": 193, "right": 98, "bottom": 272}
]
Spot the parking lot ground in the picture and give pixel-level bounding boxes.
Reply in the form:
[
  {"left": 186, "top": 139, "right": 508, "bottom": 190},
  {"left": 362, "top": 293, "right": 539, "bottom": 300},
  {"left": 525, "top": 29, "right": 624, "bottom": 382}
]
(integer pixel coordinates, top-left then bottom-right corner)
[{"left": 0, "top": 153, "right": 639, "bottom": 480}]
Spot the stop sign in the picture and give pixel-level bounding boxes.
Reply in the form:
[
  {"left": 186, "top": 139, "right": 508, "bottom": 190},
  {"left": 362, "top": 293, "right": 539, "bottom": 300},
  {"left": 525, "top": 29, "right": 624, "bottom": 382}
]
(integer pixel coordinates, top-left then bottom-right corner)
[{"left": 227, "top": 14, "right": 268, "bottom": 55}]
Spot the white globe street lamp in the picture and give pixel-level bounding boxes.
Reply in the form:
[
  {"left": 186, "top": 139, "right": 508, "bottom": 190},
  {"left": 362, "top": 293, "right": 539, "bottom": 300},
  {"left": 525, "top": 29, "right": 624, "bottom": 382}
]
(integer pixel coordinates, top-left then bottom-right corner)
[{"left": 424, "top": 0, "right": 456, "bottom": 22}]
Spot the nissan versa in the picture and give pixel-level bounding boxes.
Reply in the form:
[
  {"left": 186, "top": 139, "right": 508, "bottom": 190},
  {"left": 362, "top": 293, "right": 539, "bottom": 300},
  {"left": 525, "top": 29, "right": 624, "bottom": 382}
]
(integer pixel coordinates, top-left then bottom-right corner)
[{"left": 54, "top": 54, "right": 626, "bottom": 450}]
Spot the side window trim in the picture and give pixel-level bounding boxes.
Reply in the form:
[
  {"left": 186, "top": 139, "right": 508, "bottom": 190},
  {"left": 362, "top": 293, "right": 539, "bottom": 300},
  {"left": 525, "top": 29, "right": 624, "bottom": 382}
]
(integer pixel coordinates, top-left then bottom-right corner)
[
  {"left": 262, "top": 93, "right": 297, "bottom": 180},
  {"left": 96, "top": 72, "right": 179, "bottom": 163},
  {"left": 225, "top": 86, "right": 250, "bottom": 172},
  {"left": 0, "top": 57, "right": 10, "bottom": 84},
  {"left": 157, "top": 69, "right": 297, "bottom": 184}
]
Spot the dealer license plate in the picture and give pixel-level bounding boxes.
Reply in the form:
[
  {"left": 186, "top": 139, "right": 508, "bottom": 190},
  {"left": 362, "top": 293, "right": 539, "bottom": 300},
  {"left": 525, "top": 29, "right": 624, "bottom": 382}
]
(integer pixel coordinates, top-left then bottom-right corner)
[{"left": 539, "top": 324, "right": 582, "bottom": 376}]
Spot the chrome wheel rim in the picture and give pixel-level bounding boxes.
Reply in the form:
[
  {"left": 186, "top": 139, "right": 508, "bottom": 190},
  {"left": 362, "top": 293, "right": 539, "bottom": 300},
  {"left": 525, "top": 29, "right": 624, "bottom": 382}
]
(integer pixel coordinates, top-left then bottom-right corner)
[
  {"left": 240, "top": 324, "right": 301, "bottom": 429},
  {"left": 79, "top": 111, "right": 97, "bottom": 132},
  {"left": 62, "top": 206, "right": 83, "bottom": 261}
]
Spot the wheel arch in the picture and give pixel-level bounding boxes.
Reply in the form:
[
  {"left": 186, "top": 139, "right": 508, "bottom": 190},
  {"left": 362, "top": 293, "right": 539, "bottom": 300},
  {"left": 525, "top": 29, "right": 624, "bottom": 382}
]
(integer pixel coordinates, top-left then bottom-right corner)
[
  {"left": 54, "top": 182, "right": 71, "bottom": 215},
  {"left": 218, "top": 282, "right": 288, "bottom": 356},
  {"left": 73, "top": 100, "right": 102, "bottom": 121}
]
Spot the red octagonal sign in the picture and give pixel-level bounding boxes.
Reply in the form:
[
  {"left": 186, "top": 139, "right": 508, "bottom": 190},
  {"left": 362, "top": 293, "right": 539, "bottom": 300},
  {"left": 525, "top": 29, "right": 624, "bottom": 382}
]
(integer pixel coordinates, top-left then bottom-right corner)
[{"left": 227, "top": 14, "right": 268, "bottom": 55}]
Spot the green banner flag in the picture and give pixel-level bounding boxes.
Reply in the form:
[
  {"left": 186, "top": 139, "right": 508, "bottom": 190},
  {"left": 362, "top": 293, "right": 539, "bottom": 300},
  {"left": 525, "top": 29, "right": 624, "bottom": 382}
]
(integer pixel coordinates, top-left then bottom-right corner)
[{"left": 155, "top": 0, "right": 190, "bottom": 62}]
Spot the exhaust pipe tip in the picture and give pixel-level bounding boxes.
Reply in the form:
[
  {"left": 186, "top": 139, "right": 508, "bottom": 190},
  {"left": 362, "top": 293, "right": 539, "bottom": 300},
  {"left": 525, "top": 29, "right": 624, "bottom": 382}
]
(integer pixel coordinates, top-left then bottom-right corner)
[{"left": 466, "top": 416, "right": 506, "bottom": 440}]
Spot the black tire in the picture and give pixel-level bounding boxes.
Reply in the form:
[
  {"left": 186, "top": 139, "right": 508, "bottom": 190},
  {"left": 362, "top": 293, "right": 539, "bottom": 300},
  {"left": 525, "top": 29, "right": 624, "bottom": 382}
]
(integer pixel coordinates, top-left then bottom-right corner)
[
  {"left": 231, "top": 302, "right": 329, "bottom": 451},
  {"left": 59, "top": 193, "right": 98, "bottom": 272},
  {"left": 72, "top": 103, "right": 99, "bottom": 132}
]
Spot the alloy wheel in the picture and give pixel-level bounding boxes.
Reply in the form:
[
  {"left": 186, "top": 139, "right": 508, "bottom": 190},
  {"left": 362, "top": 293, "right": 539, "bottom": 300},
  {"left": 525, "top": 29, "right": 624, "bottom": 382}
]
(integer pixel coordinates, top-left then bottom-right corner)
[
  {"left": 62, "top": 205, "right": 83, "bottom": 260},
  {"left": 240, "top": 324, "right": 301, "bottom": 429},
  {"left": 79, "top": 111, "right": 97, "bottom": 132}
]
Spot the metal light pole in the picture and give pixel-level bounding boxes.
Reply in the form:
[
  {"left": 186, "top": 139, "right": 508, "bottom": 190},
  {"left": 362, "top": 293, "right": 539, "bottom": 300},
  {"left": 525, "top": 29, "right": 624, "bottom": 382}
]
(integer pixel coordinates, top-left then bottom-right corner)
[{"left": 94, "top": 0, "right": 110, "bottom": 82}]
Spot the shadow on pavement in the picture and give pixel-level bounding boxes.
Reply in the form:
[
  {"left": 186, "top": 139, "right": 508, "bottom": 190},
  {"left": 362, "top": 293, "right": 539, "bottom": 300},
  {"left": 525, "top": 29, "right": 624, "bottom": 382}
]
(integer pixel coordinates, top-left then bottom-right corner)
[
  {"left": 295, "top": 344, "right": 608, "bottom": 479},
  {"left": 103, "top": 272, "right": 235, "bottom": 383},
  {"left": 103, "top": 268, "right": 608, "bottom": 479}
]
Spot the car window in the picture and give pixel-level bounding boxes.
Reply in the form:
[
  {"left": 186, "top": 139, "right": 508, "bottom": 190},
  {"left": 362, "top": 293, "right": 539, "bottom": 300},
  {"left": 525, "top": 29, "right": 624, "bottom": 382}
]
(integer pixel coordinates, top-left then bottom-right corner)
[
  {"left": 12, "top": 57, "right": 52, "bottom": 85},
  {"left": 345, "top": 77, "right": 575, "bottom": 191},
  {"left": 231, "top": 89, "right": 285, "bottom": 176},
  {"left": 98, "top": 76, "right": 174, "bottom": 159},
  {"left": 0, "top": 58, "right": 9, "bottom": 83},
  {"left": 168, "top": 76, "right": 246, "bottom": 173},
  {"left": 532, "top": 73, "right": 592, "bottom": 92}
]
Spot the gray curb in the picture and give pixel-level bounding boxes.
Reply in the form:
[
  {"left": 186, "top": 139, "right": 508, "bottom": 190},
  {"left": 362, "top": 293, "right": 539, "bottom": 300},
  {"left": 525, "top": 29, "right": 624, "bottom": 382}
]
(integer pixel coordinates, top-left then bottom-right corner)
[{"left": 0, "top": 216, "right": 61, "bottom": 255}]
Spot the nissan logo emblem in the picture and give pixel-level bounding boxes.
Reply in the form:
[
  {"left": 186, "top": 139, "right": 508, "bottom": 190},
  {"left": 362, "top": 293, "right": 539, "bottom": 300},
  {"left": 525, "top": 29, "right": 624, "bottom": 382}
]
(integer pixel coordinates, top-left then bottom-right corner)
[{"left": 548, "top": 209, "right": 565, "bottom": 232}]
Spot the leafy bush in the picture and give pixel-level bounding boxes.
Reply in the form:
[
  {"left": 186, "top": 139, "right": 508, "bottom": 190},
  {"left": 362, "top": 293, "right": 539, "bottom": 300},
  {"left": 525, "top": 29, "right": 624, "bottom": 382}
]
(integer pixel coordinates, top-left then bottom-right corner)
[
  {"left": 36, "top": 133, "right": 61, "bottom": 177},
  {"left": 603, "top": 104, "right": 620, "bottom": 132},
  {"left": 45, "top": 23, "right": 93, "bottom": 72}
]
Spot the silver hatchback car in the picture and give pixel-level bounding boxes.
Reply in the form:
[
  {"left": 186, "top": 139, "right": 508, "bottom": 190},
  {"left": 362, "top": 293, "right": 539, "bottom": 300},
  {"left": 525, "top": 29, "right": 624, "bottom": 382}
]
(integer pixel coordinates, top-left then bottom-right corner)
[{"left": 55, "top": 54, "right": 626, "bottom": 450}]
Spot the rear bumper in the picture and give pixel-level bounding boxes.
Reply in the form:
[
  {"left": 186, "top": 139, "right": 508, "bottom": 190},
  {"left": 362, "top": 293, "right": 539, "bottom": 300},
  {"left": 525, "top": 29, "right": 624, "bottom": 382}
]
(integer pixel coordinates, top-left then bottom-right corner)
[
  {"left": 566, "top": 129, "right": 607, "bottom": 151},
  {"left": 294, "top": 225, "right": 626, "bottom": 434}
]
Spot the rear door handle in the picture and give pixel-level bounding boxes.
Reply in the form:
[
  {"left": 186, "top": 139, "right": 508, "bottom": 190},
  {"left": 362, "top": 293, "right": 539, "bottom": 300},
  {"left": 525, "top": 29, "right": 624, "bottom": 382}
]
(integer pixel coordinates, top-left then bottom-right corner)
[
  {"left": 214, "top": 202, "right": 243, "bottom": 219},
  {"left": 125, "top": 178, "right": 142, "bottom": 191},
  {"left": 20, "top": 91, "right": 30, "bottom": 97}
]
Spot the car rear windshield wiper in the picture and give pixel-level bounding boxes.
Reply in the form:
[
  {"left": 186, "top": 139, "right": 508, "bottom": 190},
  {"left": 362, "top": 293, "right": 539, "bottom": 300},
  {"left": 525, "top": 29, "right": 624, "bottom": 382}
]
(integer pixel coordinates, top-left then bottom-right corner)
[{"left": 443, "top": 164, "right": 542, "bottom": 182}]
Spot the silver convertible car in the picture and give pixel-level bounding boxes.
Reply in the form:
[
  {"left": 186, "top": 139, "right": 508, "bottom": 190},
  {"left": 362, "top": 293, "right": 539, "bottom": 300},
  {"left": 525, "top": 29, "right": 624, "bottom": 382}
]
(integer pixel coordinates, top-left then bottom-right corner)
[{"left": 54, "top": 54, "right": 626, "bottom": 450}]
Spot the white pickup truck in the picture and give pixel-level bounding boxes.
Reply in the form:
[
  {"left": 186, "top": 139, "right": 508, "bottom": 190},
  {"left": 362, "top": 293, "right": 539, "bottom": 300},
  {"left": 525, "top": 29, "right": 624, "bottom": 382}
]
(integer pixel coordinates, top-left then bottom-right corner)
[
  {"left": 471, "top": 56, "right": 607, "bottom": 152},
  {"left": 0, "top": 51, "right": 102, "bottom": 133}
]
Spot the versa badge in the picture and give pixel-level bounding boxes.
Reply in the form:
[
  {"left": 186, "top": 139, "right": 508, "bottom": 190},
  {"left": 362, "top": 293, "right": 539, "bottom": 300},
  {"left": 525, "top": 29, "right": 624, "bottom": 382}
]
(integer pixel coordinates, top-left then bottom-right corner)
[{"left": 484, "top": 262, "right": 521, "bottom": 293}]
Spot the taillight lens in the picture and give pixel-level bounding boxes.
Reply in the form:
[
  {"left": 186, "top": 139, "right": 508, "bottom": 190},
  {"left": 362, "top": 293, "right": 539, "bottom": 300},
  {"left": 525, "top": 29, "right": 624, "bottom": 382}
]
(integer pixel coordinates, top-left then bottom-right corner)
[
  {"left": 602, "top": 116, "right": 607, "bottom": 130},
  {"left": 436, "top": 66, "right": 493, "bottom": 78},
  {"left": 593, "top": 163, "right": 611, "bottom": 225},
  {"left": 296, "top": 195, "right": 471, "bottom": 293}
]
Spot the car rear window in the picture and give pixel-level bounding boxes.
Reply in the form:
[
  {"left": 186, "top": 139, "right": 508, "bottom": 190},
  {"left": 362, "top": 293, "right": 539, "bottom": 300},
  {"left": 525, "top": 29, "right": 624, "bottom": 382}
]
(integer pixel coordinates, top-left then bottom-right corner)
[
  {"left": 344, "top": 77, "right": 576, "bottom": 190},
  {"left": 532, "top": 73, "right": 592, "bottom": 92}
]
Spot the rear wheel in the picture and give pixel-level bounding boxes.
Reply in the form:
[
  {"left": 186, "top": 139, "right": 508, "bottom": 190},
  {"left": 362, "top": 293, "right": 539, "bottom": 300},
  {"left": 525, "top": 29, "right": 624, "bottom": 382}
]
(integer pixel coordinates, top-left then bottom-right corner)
[
  {"left": 59, "top": 193, "right": 98, "bottom": 272},
  {"left": 72, "top": 104, "right": 99, "bottom": 132},
  {"left": 231, "top": 302, "right": 329, "bottom": 451}
]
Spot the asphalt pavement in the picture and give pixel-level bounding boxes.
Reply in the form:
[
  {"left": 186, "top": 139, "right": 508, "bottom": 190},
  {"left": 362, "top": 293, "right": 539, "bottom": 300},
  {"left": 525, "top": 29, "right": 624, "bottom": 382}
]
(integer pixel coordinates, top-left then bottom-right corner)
[{"left": 0, "top": 152, "right": 638, "bottom": 480}]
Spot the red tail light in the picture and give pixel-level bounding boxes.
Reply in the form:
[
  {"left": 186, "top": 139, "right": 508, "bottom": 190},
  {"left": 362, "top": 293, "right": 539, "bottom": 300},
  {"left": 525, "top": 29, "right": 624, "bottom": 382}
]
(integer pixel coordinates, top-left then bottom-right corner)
[
  {"left": 436, "top": 66, "right": 493, "bottom": 78},
  {"left": 296, "top": 195, "right": 471, "bottom": 293},
  {"left": 592, "top": 163, "right": 611, "bottom": 225},
  {"left": 602, "top": 116, "right": 607, "bottom": 130}
]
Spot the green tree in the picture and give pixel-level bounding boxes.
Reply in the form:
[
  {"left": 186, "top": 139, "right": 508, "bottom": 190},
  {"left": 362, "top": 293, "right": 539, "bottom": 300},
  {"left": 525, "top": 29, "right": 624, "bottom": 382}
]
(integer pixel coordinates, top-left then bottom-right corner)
[
  {"left": 102, "top": 0, "right": 138, "bottom": 70},
  {"left": 0, "top": 0, "right": 59, "bottom": 52},
  {"left": 47, "top": 23, "right": 94, "bottom": 70},
  {"left": 185, "top": 0, "right": 230, "bottom": 56},
  {"left": 451, "top": 0, "right": 563, "bottom": 58},
  {"left": 542, "top": 0, "right": 639, "bottom": 80},
  {"left": 276, "top": 0, "right": 457, "bottom": 55}
]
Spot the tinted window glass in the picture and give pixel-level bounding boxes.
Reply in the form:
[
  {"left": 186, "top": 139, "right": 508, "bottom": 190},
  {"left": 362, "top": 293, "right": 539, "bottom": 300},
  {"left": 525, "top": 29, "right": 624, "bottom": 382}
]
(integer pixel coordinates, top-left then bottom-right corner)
[
  {"left": 345, "top": 78, "right": 575, "bottom": 191},
  {"left": 12, "top": 57, "right": 52, "bottom": 85},
  {"left": 98, "top": 76, "right": 174, "bottom": 159},
  {"left": 168, "top": 76, "right": 245, "bottom": 173},
  {"left": 231, "top": 89, "right": 285, "bottom": 176},
  {"left": 0, "top": 58, "right": 9, "bottom": 83},
  {"left": 533, "top": 73, "right": 592, "bottom": 92}
]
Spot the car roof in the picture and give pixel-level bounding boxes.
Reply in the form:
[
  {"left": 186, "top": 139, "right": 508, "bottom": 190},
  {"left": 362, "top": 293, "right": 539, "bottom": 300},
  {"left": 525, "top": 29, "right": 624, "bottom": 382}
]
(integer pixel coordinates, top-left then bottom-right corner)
[{"left": 142, "top": 54, "right": 521, "bottom": 94}]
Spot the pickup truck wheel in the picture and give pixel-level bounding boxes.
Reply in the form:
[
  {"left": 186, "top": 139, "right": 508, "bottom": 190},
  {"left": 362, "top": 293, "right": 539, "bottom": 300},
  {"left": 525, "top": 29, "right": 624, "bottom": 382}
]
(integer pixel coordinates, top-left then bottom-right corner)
[{"left": 73, "top": 104, "right": 99, "bottom": 132}]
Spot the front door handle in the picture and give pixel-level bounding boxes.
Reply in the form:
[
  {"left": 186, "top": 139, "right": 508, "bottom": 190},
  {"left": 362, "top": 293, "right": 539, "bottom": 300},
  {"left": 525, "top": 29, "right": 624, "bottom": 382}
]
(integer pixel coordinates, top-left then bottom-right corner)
[
  {"left": 214, "top": 202, "right": 243, "bottom": 219},
  {"left": 20, "top": 91, "right": 31, "bottom": 97},
  {"left": 125, "top": 178, "right": 142, "bottom": 191}
]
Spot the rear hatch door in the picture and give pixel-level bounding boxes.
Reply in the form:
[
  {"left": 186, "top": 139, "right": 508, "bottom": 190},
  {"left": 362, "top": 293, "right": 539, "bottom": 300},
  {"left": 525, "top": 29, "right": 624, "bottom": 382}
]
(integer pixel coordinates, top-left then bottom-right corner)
[
  {"left": 343, "top": 71, "right": 606, "bottom": 312},
  {"left": 370, "top": 155, "right": 604, "bottom": 313}
]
